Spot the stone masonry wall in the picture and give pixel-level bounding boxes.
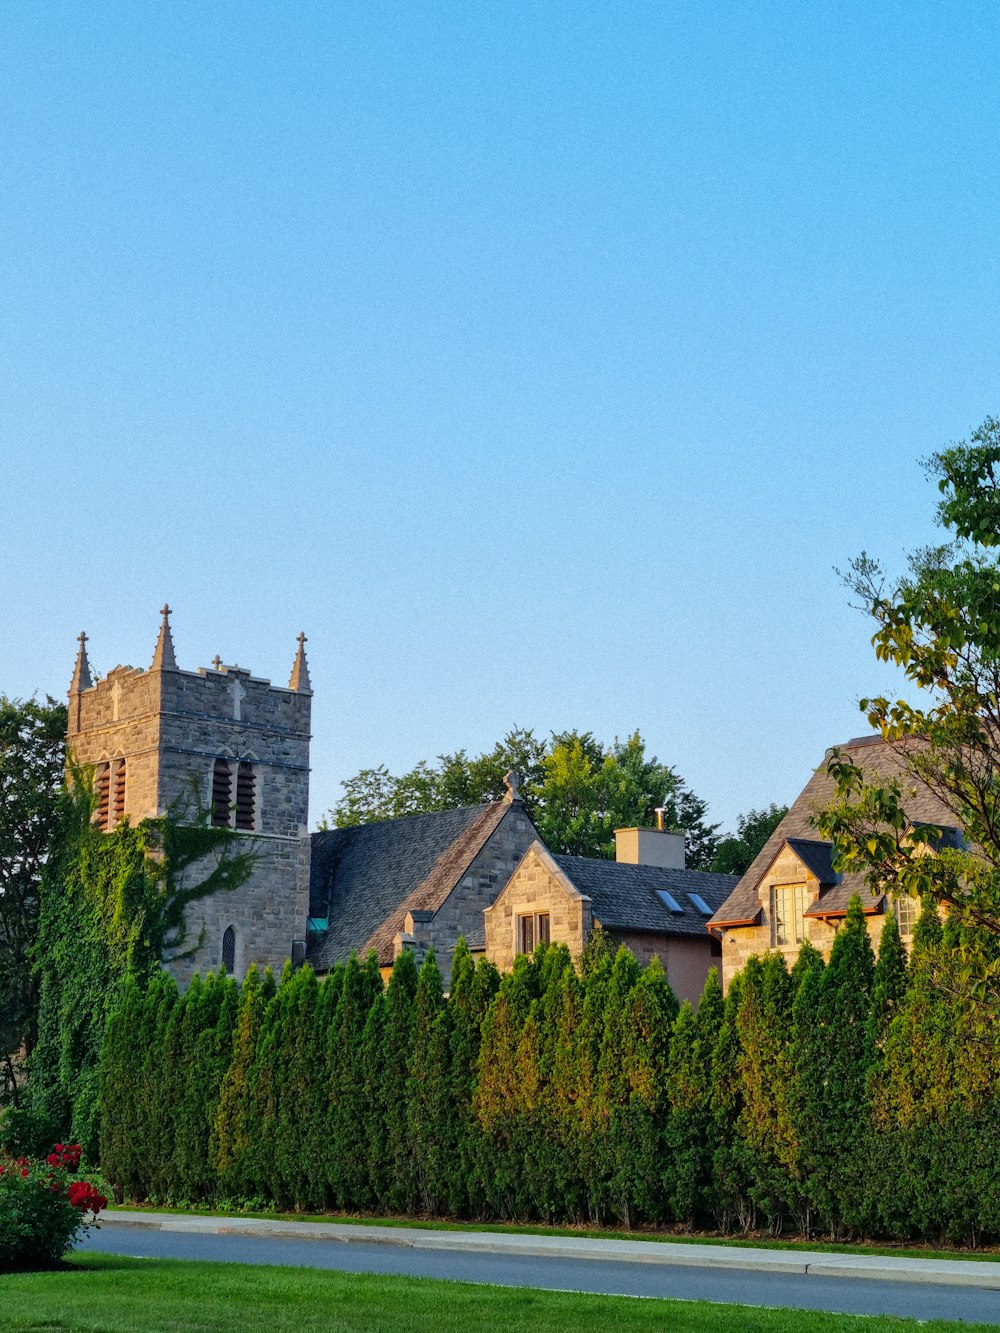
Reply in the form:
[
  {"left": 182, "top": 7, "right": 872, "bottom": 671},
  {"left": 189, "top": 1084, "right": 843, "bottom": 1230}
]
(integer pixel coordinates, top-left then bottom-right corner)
[
  {"left": 607, "top": 930, "right": 720, "bottom": 1007},
  {"left": 719, "top": 841, "right": 898, "bottom": 990},
  {"left": 484, "top": 844, "right": 591, "bottom": 973},
  {"left": 421, "top": 803, "right": 537, "bottom": 988},
  {"left": 69, "top": 643, "right": 311, "bottom": 987}
]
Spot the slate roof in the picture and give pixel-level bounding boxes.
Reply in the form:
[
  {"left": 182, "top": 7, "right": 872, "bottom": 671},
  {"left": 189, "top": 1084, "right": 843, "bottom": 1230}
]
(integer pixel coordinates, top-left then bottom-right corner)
[
  {"left": 708, "top": 735, "right": 960, "bottom": 928},
  {"left": 553, "top": 854, "right": 739, "bottom": 938},
  {"left": 308, "top": 802, "right": 510, "bottom": 970}
]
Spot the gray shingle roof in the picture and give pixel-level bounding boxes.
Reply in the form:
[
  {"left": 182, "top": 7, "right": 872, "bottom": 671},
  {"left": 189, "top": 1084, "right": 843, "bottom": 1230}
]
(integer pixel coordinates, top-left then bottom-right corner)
[
  {"left": 708, "top": 735, "right": 960, "bottom": 928},
  {"left": 553, "top": 855, "right": 739, "bottom": 938},
  {"left": 308, "top": 803, "right": 505, "bottom": 971}
]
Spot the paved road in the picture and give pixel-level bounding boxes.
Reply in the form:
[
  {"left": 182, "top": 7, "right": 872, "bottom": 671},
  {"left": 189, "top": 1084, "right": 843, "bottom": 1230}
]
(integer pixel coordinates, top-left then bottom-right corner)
[{"left": 79, "top": 1227, "right": 1000, "bottom": 1325}]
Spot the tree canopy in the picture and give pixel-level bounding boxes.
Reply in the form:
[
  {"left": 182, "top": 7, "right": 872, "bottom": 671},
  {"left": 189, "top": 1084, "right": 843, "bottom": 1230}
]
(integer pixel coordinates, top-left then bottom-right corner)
[
  {"left": 818, "top": 417, "right": 1000, "bottom": 981},
  {"left": 0, "top": 696, "right": 66, "bottom": 1100},
  {"left": 324, "top": 728, "right": 721, "bottom": 867},
  {"left": 710, "top": 804, "right": 788, "bottom": 876}
]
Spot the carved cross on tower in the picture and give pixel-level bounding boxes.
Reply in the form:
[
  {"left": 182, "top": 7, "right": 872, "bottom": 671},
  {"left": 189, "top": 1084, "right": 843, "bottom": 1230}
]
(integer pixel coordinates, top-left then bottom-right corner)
[
  {"left": 212, "top": 655, "right": 223, "bottom": 671},
  {"left": 110, "top": 677, "right": 122, "bottom": 722},
  {"left": 230, "top": 675, "right": 247, "bottom": 722},
  {"left": 504, "top": 769, "right": 521, "bottom": 803},
  {"left": 160, "top": 603, "right": 171, "bottom": 620}
]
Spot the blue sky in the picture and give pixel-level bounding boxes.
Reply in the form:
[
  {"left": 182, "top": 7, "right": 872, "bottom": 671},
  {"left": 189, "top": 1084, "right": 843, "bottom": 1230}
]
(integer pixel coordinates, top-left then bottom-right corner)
[{"left": 2, "top": 4, "right": 998, "bottom": 832}]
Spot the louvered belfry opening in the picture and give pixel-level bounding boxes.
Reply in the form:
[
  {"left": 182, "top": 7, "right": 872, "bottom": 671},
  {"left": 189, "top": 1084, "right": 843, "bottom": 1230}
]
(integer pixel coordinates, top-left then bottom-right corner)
[
  {"left": 235, "top": 762, "right": 256, "bottom": 831},
  {"left": 94, "top": 763, "right": 111, "bottom": 830},
  {"left": 111, "top": 758, "right": 126, "bottom": 826},
  {"left": 211, "top": 758, "right": 233, "bottom": 827},
  {"left": 222, "top": 925, "right": 236, "bottom": 974}
]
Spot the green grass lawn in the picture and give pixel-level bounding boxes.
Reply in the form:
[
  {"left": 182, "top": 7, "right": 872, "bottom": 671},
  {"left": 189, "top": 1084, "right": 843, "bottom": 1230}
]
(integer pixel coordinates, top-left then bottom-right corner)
[
  {"left": 106, "top": 1200, "right": 1000, "bottom": 1265},
  {"left": 0, "top": 1255, "right": 994, "bottom": 1333}
]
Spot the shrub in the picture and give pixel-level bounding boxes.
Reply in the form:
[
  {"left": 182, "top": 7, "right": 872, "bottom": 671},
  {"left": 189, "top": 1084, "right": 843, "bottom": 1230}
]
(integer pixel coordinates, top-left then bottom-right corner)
[{"left": 0, "top": 1142, "right": 107, "bottom": 1271}]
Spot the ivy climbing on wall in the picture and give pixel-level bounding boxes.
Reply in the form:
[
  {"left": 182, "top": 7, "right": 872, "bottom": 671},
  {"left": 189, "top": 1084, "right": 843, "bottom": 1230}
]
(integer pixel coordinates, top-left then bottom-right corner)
[{"left": 24, "top": 769, "right": 254, "bottom": 1159}]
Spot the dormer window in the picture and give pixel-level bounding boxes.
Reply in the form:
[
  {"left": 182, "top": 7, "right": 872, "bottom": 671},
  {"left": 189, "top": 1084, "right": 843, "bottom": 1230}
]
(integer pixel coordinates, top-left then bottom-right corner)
[{"left": 771, "top": 883, "right": 808, "bottom": 947}]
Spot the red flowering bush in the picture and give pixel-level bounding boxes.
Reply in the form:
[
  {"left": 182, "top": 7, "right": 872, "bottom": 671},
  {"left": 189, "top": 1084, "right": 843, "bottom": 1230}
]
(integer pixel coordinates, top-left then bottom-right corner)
[{"left": 0, "top": 1143, "right": 107, "bottom": 1271}]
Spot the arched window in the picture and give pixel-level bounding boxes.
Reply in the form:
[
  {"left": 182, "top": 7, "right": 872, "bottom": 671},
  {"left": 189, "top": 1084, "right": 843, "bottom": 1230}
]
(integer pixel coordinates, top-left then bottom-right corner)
[{"left": 222, "top": 925, "right": 236, "bottom": 975}]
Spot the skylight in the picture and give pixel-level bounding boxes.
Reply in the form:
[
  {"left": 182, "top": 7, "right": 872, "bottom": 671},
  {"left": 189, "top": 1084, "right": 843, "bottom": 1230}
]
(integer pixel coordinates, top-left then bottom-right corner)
[
  {"left": 656, "top": 889, "right": 684, "bottom": 914},
  {"left": 688, "top": 893, "right": 713, "bottom": 916}
]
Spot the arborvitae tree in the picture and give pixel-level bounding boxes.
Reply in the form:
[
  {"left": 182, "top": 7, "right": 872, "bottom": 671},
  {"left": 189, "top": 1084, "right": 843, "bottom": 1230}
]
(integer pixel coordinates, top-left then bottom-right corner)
[
  {"left": 245, "top": 961, "right": 294, "bottom": 1204},
  {"left": 274, "top": 964, "right": 324, "bottom": 1208},
  {"left": 543, "top": 964, "right": 586, "bottom": 1222},
  {"left": 407, "top": 950, "right": 453, "bottom": 1214},
  {"left": 359, "top": 984, "right": 388, "bottom": 1206},
  {"left": 574, "top": 948, "right": 614, "bottom": 1222},
  {"left": 133, "top": 969, "right": 177, "bottom": 1200},
  {"left": 381, "top": 950, "right": 419, "bottom": 1212},
  {"left": 155, "top": 973, "right": 201, "bottom": 1199},
  {"left": 609, "top": 958, "right": 677, "bottom": 1227},
  {"left": 522, "top": 945, "right": 576, "bottom": 1222},
  {"left": 448, "top": 947, "right": 499, "bottom": 1218},
  {"left": 787, "top": 941, "right": 826, "bottom": 1235},
  {"left": 736, "top": 952, "right": 799, "bottom": 1232},
  {"left": 98, "top": 971, "right": 145, "bottom": 1199},
  {"left": 475, "top": 952, "right": 541, "bottom": 1218},
  {"left": 665, "top": 967, "right": 723, "bottom": 1226},
  {"left": 326, "top": 953, "right": 380, "bottom": 1209},
  {"left": 810, "top": 897, "right": 875, "bottom": 1235},
  {"left": 214, "top": 966, "right": 269, "bottom": 1200},
  {"left": 869, "top": 910, "right": 908, "bottom": 1052},
  {"left": 175, "top": 971, "right": 230, "bottom": 1202},
  {"left": 709, "top": 973, "right": 749, "bottom": 1231}
]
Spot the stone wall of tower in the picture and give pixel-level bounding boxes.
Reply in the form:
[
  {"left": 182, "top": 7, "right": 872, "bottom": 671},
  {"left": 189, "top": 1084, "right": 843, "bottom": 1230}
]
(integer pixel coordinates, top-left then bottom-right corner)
[
  {"left": 156, "top": 662, "right": 312, "bottom": 985},
  {"left": 67, "top": 620, "right": 312, "bottom": 987},
  {"left": 68, "top": 666, "right": 162, "bottom": 823}
]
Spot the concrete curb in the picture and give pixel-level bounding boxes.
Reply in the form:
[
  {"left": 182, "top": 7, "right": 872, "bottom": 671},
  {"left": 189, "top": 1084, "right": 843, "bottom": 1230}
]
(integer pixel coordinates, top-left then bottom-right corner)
[{"left": 100, "top": 1211, "right": 1000, "bottom": 1289}]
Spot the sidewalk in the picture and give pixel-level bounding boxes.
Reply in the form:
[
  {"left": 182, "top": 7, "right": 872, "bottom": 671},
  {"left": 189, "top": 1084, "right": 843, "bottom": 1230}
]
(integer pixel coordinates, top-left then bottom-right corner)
[{"left": 101, "top": 1211, "right": 1000, "bottom": 1289}]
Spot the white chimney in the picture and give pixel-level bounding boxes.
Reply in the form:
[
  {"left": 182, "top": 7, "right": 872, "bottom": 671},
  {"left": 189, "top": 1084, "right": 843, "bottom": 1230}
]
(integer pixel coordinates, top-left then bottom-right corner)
[{"left": 614, "top": 826, "right": 686, "bottom": 870}]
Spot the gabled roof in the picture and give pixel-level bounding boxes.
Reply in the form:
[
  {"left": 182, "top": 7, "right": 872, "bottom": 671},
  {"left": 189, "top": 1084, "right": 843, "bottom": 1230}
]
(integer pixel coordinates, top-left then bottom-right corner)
[
  {"left": 553, "top": 852, "right": 738, "bottom": 938},
  {"left": 308, "top": 802, "right": 511, "bottom": 970},
  {"left": 784, "top": 838, "right": 839, "bottom": 887},
  {"left": 708, "top": 734, "right": 960, "bottom": 930}
]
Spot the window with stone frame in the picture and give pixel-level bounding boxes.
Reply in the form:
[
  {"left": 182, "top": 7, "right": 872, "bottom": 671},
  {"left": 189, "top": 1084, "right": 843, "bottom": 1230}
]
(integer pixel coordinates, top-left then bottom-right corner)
[
  {"left": 770, "top": 883, "right": 809, "bottom": 947},
  {"left": 222, "top": 925, "right": 236, "bottom": 974},
  {"left": 516, "top": 912, "right": 550, "bottom": 955},
  {"left": 211, "top": 758, "right": 260, "bottom": 831},
  {"left": 894, "top": 892, "right": 919, "bottom": 939}
]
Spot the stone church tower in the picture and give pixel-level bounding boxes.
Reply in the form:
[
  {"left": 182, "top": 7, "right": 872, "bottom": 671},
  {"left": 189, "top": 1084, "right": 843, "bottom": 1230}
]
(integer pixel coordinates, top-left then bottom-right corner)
[{"left": 67, "top": 607, "right": 312, "bottom": 984}]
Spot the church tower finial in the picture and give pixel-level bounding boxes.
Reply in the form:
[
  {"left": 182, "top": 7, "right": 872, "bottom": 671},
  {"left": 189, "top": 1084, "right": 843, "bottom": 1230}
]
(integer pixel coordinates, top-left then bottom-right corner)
[
  {"left": 151, "top": 604, "right": 177, "bottom": 671},
  {"left": 69, "top": 631, "right": 93, "bottom": 694},
  {"left": 288, "top": 631, "right": 311, "bottom": 693}
]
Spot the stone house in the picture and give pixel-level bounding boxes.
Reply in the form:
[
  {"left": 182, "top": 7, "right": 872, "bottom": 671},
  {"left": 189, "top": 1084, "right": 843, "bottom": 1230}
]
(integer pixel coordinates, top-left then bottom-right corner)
[
  {"left": 707, "top": 734, "right": 959, "bottom": 989},
  {"left": 67, "top": 609, "right": 313, "bottom": 986},
  {"left": 307, "top": 786, "right": 538, "bottom": 988},
  {"left": 485, "top": 828, "right": 737, "bottom": 1004}
]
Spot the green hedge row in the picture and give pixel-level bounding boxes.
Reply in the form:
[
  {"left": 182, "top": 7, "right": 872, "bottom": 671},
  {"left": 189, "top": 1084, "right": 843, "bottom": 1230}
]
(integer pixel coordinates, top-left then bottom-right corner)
[{"left": 98, "top": 899, "right": 1000, "bottom": 1243}]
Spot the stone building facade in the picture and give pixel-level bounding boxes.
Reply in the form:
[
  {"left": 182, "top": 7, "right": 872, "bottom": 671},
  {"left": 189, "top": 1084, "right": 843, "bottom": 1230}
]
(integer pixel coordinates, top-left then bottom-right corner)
[
  {"left": 309, "top": 787, "right": 537, "bottom": 989},
  {"left": 485, "top": 833, "right": 735, "bottom": 1005},
  {"left": 707, "top": 735, "right": 954, "bottom": 989},
  {"left": 67, "top": 608, "right": 312, "bottom": 984}
]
